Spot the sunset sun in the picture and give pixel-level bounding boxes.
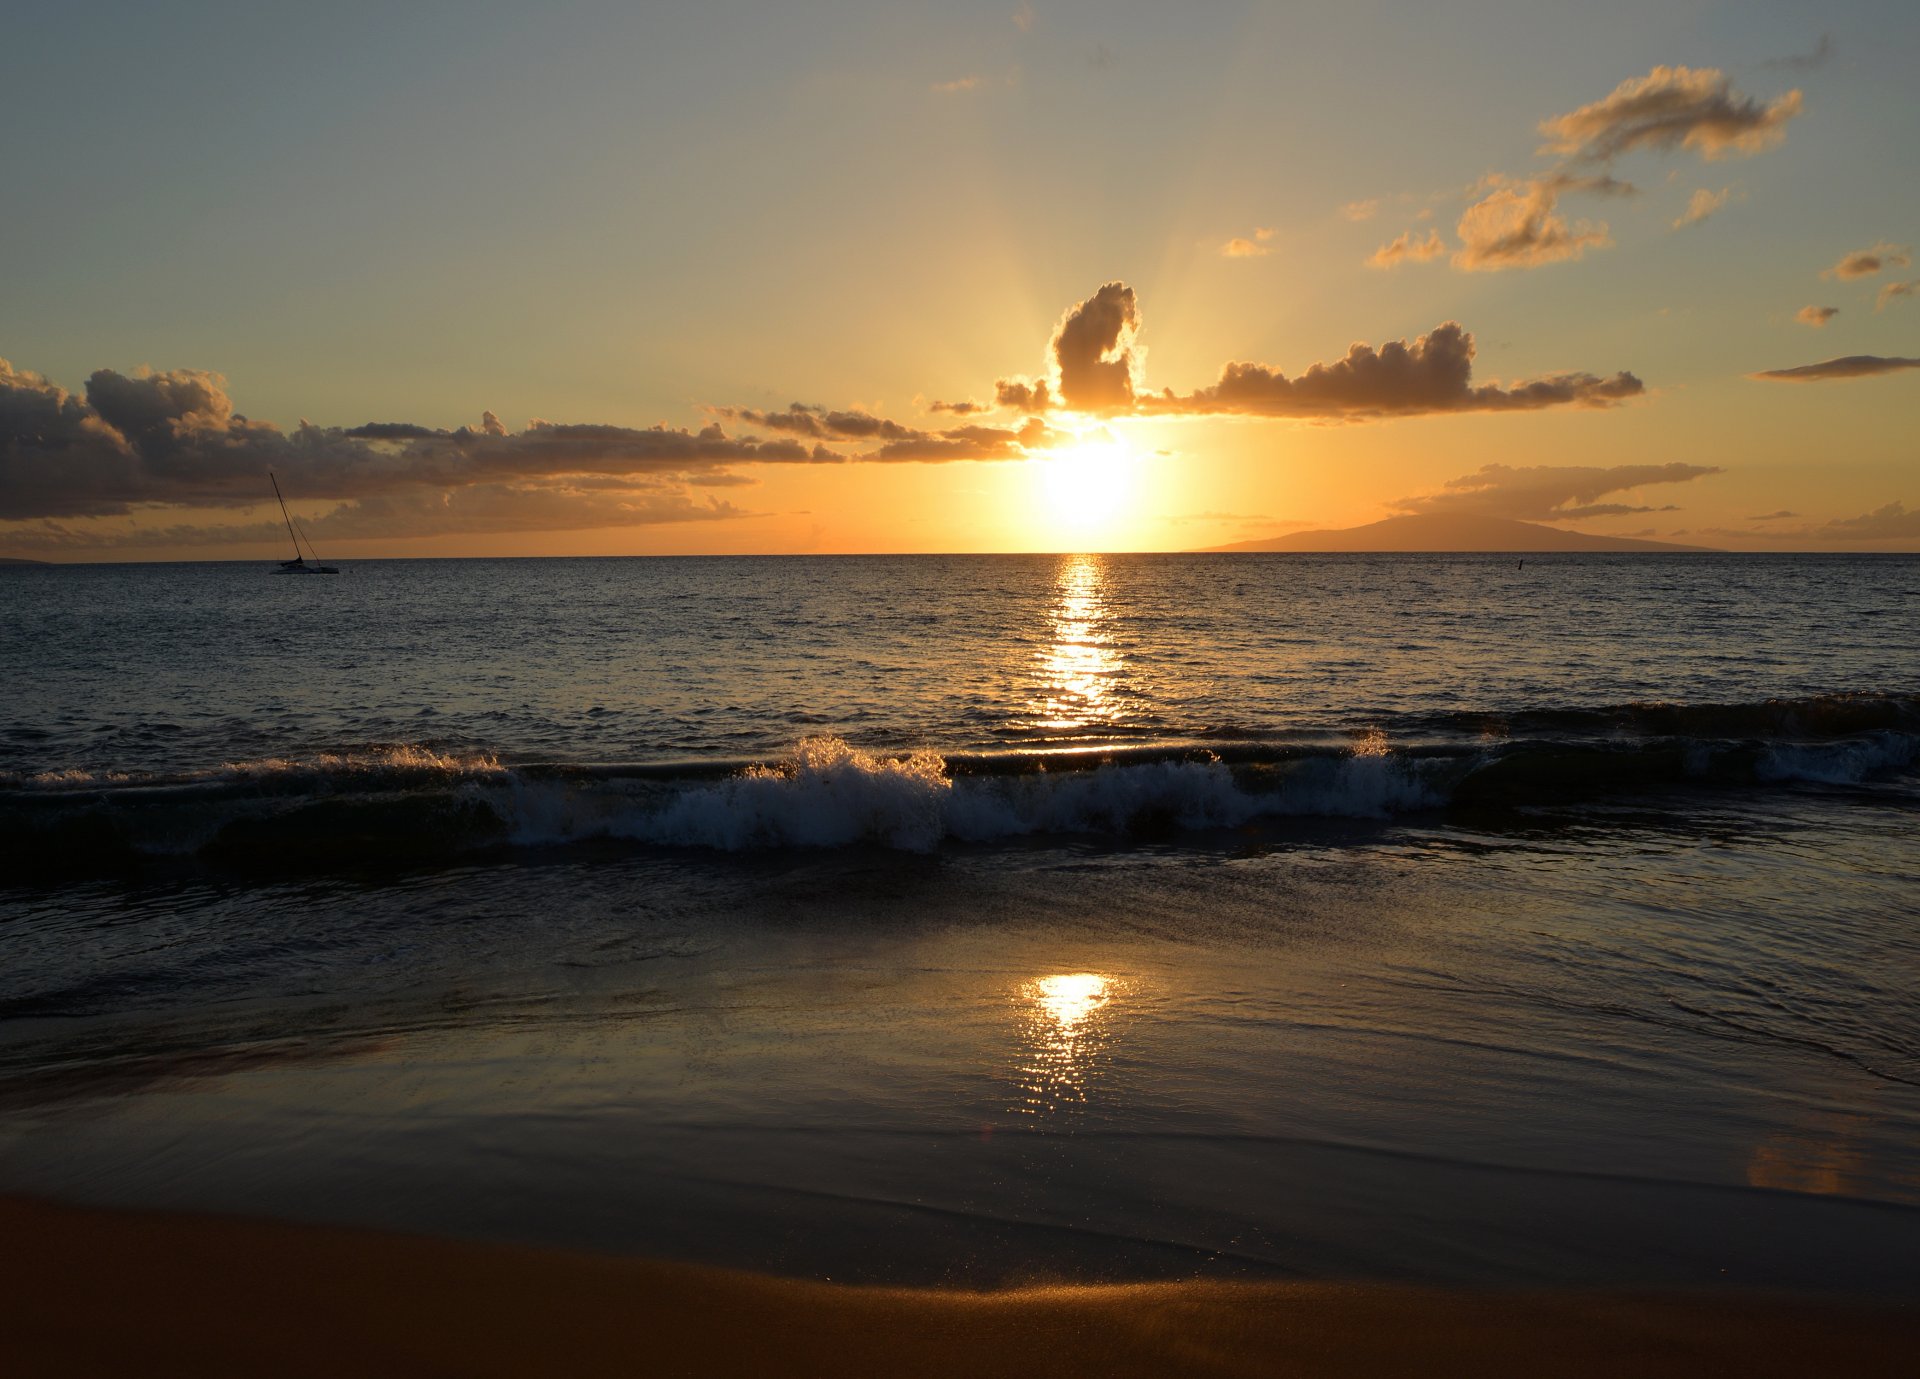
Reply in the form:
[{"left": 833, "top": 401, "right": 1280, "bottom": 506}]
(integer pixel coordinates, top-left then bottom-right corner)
[{"left": 1036, "top": 430, "right": 1142, "bottom": 539}]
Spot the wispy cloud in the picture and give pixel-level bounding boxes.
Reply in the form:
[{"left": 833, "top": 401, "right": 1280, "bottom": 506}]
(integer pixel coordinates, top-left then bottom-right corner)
[
  {"left": 1367, "top": 228, "right": 1446, "bottom": 269},
  {"left": 1752, "top": 354, "right": 1920, "bottom": 382},
  {"left": 1761, "top": 33, "right": 1833, "bottom": 73},
  {"left": 1220, "top": 227, "right": 1276, "bottom": 258},
  {"left": 1538, "top": 65, "right": 1804, "bottom": 163},
  {"left": 1876, "top": 279, "right": 1918, "bottom": 311},
  {"left": 1341, "top": 199, "right": 1381, "bottom": 222},
  {"left": 931, "top": 75, "right": 985, "bottom": 94},
  {"left": 1393, "top": 462, "right": 1718, "bottom": 521},
  {"left": 1823, "top": 242, "right": 1912, "bottom": 280},
  {"left": 1453, "top": 178, "right": 1612, "bottom": 272},
  {"left": 1672, "top": 186, "right": 1732, "bottom": 229},
  {"left": 1794, "top": 305, "right": 1839, "bottom": 328}
]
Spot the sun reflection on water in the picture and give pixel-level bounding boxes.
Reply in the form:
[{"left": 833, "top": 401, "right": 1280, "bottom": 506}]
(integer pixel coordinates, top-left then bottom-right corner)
[
  {"left": 1011, "top": 971, "right": 1120, "bottom": 1117},
  {"left": 1029, "top": 554, "right": 1128, "bottom": 734}
]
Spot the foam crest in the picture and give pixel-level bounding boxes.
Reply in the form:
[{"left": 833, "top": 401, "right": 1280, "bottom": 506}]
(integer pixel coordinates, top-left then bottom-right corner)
[
  {"left": 618, "top": 737, "right": 954, "bottom": 851},
  {"left": 1758, "top": 733, "right": 1920, "bottom": 785}
]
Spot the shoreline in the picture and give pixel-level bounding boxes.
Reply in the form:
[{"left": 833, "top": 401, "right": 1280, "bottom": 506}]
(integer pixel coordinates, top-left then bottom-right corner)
[{"left": 7, "top": 1195, "right": 1916, "bottom": 1378}]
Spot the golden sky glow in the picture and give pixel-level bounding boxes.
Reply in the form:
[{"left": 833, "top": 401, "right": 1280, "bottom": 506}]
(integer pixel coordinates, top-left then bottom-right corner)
[{"left": 2, "top": 6, "right": 1916, "bottom": 557}]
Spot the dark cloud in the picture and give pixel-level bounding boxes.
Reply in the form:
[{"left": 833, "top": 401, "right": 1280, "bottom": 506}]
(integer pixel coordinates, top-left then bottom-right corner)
[
  {"left": 995, "top": 283, "right": 1140, "bottom": 415},
  {"left": 721, "top": 403, "right": 928, "bottom": 443},
  {"left": 928, "top": 399, "right": 987, "bottom": 415},
  {"left": 1820, "top": 501, "right": 1920, "bottom": 540},
  {"left": 1762, "top": 34, "right": 1833, "bottom": 73},
  {"left": 1052, "top": 281, "right": 1140, "bottom": 411},
  {"left": 994, "top": 377, "right": 1053, "bottom": 412},
  {"left": 858, "top": 418, "right": 1063, "bottom": 462},
  {"left": 0, "top": 357, "right": 850, "bottom": 527},
  {"left": 1154, "top": 323, "right": 1643, "bottom": 419},
  {"left": 1539, "top": 65, "right": 1804, "bottom": 163},
  {"left": 1751, "top": 355, "right": 1920, "bottom": 382},
  {"left": 1823, "top": 242, "right": 1911, "bottom": 281},
  {"left": 1393, "top": 462, "right": 1719, "bottom": 522}
]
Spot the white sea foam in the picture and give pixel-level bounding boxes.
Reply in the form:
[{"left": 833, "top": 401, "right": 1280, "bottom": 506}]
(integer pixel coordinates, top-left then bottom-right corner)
[
  {"left": 474, "top": 735, "right": 1453, "bottom": 853},
  {"left": 1758, "top": 733, "right": 1919, "bottom": 785}
]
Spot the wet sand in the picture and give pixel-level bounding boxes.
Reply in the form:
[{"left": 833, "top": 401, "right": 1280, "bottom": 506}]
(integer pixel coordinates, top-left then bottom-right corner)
[{"left": 6, "top": 1195, "right": 1915, "bottom": 1378}]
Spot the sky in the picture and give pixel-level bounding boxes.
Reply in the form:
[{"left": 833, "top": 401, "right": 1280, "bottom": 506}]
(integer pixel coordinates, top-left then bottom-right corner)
[{"left": 2, "top": 0, "right": 1916, "bottom": 558}]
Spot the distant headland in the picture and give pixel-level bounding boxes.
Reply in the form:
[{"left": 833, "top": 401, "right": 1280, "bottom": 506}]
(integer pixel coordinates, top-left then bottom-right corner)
[{"left": 1205, "top": 513, "right": 1719, "bottom": 553}]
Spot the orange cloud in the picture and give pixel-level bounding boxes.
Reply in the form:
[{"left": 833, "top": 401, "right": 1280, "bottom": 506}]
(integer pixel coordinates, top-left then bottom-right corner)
[
  {"left": 1794, "top": 305, "right": 1839, "bottom": 327},
  {"left": 1672, "top": 186, "right": 1732, "bottom": 229},
  {"left": 1539, "top": 65, "right": 1803, "bottom": 162},
  {"left": 1453, "top": 179, "right": 1612, "bottom": 272},
  {"left": 1367, "top": 228, "right": 1446, "bottom": 268},
  {"left": 1822, "top": 242, "right": 1912, "bottom": 280}
]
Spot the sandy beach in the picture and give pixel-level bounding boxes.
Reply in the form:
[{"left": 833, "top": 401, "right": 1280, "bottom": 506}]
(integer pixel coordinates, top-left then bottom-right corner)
[{"left": 6, "top": 1194, "right": 1916, "bottom": 1378}]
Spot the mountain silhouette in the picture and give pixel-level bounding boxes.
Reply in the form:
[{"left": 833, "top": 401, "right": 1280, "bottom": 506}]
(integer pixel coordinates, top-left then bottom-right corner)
[{"left": 1206, "top": 513, "right": 1717, "bottom": 553}]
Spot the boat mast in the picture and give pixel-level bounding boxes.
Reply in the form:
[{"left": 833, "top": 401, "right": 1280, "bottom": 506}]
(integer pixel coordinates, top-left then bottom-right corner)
[{"left": 269, "top": 471, "right": 302, "bottom": 562}]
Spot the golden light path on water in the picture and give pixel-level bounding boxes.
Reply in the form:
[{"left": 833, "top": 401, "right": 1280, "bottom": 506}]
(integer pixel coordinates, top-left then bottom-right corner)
[
  {"left": 1010, "top": 972, "right": 1122, "bottom": 1117},
  {"left": 1029, "top": 554, "right": 1128, "bottom": 734}
]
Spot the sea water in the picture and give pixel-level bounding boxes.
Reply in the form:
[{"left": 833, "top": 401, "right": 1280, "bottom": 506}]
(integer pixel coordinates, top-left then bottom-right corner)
[{"left": 2, "top": 553, "right": 1917, "bottom": 1288}]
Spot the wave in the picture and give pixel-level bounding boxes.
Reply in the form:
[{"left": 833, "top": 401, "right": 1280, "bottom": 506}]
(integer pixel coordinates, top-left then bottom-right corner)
[{"left": 3, "top": 694, "right": 1916, "bottom": 873}]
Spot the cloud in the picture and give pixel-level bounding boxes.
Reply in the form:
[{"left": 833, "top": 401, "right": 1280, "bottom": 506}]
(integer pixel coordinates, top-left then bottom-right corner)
[
  {"left": 995, "top": 282, "right": 1140, "bottom": 413},
  {"left": 720, "top": 403, "right": 927, "bottom": 443},
  {"left": 1795, "top": 305, "right": 1839, "bottom": 327},
  {"left": 857, "top": 418, "right": 1062, "bottom": 462},
  {"left": 0, "top": 351, "right": 1069, "bottom": 539},
  {"left": 1748, "top": 510, "right": 1798, "bottom": 520},
  {"left": 1367, "top": 228, "right": 1446, "bottom": 268},
  {"left": 928, "top": 398, "right": 987, "bottom": 415},
  {"left": 1752, "top": 355, "right": 1920, "bottom": 382},
  {"left": 1453, "top": 178, "right": 1612, "bottom": 271},
  {"left": 1823, "top": 242, "right": 1912, "bottom": 280},
  {"left": 1762, "top": 34, "right": 1832, "bottom": 73},
  {"left": 986, "top": 284, "right": 1641, "bottom": 421},
  {"left": 1393, "top": 462, "right": 1719, "bottom": 522},
  {"left": 1158, "top": 322, "right": 1643, "bottom": 420},
  {"left": 1538, "top": 65, "right": 1804, "bottom": 163},
  {"left": 1220, "top": 227, "right": 1275, "bottom": 258},
  {"left": 1342, "top": 199, "right": 1381, "bottom": 222},
  {"left": 1820, "top": 501, "right": 1920, "bottom": 540},
  {"left": 1013, "top": 3, "right": 1036, "bottom": 33},
  {"left": 1672, "top": 186, "right": 1732, "bottom": 229},
  {"left": 931, "top": 75, "right": 984, "bottom": 94},
  {"left": 1877, "top": 279, "right": 1918, "bottom": 311}
]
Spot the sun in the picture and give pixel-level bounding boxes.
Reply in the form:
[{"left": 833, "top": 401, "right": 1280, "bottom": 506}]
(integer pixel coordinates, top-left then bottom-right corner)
[{"left": 1035, "top": 430, "right": 1141, "bottom": 540}]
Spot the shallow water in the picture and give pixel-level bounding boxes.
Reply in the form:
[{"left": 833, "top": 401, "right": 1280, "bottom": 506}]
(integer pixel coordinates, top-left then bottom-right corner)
[{"left": 2, "top": 554, "right": 1917, "bottom": 1288}]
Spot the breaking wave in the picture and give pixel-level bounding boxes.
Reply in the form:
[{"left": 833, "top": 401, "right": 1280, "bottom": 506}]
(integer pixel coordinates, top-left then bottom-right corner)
[{"left": 3, "top": 693, "right": 1916, "bottom": 875}]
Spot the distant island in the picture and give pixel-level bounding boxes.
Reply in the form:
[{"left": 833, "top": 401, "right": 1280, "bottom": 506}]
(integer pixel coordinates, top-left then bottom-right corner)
[
  {"left": 1205, "top": 513, "right": 1719, "bottom": 553},
  {"left": 0, "top": 556, "right": 52, "bottom": 566}
]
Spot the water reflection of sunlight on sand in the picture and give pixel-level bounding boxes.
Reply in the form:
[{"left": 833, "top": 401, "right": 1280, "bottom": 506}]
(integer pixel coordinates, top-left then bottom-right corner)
[
  {"left": 1029, "top": 555, "right": 1128, "bottom": 734},
  {"left": 1011, "top": 972, "right": 1121, "bottom": 1117}
]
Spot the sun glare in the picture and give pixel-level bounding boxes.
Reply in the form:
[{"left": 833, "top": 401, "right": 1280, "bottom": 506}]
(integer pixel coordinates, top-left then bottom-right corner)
[{"left": 1035, "top": 432, "right": 1140, "bottom": 541}]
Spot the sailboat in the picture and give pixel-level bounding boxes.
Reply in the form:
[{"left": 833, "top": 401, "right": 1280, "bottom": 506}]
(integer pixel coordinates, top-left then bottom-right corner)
[{"left": 270, "top": 472, "right": 339, "bottom": 574}]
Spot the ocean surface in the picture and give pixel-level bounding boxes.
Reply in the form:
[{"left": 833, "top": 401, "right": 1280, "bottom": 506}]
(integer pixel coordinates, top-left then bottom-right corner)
[{"left": 3, "top": 553, "right": 1918, "bottom": 1289}]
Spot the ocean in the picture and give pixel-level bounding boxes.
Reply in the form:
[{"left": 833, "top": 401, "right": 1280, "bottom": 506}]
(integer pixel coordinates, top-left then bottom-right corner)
[{"left": 3, "top": 552, "right": 1918, "bottom": 1290}]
